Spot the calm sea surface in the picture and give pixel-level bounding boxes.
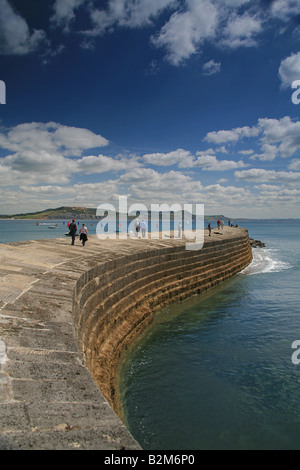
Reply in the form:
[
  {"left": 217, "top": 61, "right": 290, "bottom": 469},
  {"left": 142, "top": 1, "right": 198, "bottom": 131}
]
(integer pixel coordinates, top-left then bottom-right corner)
[
  {"left": 119, "top": 219, "right": 300, "bottom": 450},
  {"left": 1, "top": 218, "right": 299, "bottom": 450},
  {"left": 0, "top": 219, "right": 96, "bottom": 244}
]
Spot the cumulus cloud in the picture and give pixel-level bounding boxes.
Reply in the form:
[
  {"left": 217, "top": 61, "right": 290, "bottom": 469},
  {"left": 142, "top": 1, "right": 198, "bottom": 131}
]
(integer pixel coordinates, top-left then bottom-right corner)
[
  {"left": 0, "top": 0, "right": 46, "bottom": 55},
  {"left": 222, "top": 12, "right": 263, "bottom": 49},
  {"left": 194, "top": 154, "right": 248, "bottom": 171},
  {"left": 205, "top": 125, "right": 259, "bottom": 144},
  {"left": 271, "top": 0, "right": 300, "bottom": 21},
  {"left": 0, "top": 122, "right": 108, "bottom": 156},
  {"left": 288, "top": 159, "right": 300, "bottom": 171},
  {"left": 142, "top": 149, "right": 193, "bottom": 167},
  {"left": 258, "top": 116, "right": 300, "bottom": 158},
  {"left": 76, "top": 154, "right": 142, "bottom": 174},
  {"left": 51, "top": 0, "right": 87, "bottom": 29},
  {"left": 0, "top": 122, "right": 110, "bottom": 185},
  {"left": 250, "top": 144, "right": 279, "bottom": 162},
  {"left": 205, "top": 116, "right": 300, "bottom": 159},
  {"left": 202, "top": 59, "right": 221, "bottom": 75},
  {"left": 86, "top": 0, "right": 178, "bottom": 36},
  {"left": 141, "top": 148, "right": 248, "bottom": 170},
  {"left": 235, "top": 168, "right": 300, "bottom": 183},
  {"left": 279, "top": 52, "right": 300, "bottom": 89},
  {"left": 151, "top": 0, "right": 218, "bottom": 65}
]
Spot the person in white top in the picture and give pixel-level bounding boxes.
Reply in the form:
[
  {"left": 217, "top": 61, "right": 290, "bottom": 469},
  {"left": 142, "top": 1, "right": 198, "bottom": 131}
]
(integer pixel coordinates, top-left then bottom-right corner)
[
  {"left": 134, "top": 218, "right": 139, "bottom": 237},
  {"left": 140, "top": 220, "right": 147, "bottom": 238},
  {"left": 79, "top": 223, "right": 88, "bottom": 246}
]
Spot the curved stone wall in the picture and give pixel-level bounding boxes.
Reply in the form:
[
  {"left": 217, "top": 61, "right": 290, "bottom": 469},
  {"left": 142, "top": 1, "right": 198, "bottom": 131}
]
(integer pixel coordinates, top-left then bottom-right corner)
[
  {"left": 0, "top": 228, "right": 252, "bottom": 449},
  {"left": 73, "top": 229, "right": 252, "bottom": 415}
]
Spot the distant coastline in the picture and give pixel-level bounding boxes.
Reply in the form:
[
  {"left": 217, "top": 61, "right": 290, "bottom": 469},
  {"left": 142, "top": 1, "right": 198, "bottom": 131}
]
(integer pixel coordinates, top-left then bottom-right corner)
[
  {"left": 0, "top": 206, "right": 298, "bottom": 222},
  {"left": 0, "top": 206, "right": 232, "bottom": 222}
]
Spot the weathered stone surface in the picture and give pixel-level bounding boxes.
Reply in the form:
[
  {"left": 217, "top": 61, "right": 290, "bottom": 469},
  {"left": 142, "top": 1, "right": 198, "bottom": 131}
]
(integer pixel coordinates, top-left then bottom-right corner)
[{"left": 0, "top": 227, "right": 252, "bottom": 450}]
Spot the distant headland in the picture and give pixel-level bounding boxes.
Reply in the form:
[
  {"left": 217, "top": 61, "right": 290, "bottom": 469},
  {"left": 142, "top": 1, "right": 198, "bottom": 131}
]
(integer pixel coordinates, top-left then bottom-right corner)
[
  {"left": 0, "top": 207, "right": 98, "bottom": 220},
  {"left": 0, "top": 206, "right": 232, "bottom": 222}
]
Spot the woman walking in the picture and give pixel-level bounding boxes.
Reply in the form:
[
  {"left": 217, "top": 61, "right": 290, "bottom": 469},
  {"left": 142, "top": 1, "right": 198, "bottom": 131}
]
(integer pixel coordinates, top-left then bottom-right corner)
[{"left": 79, "top": 223, "right": 88, "bottom": 246}]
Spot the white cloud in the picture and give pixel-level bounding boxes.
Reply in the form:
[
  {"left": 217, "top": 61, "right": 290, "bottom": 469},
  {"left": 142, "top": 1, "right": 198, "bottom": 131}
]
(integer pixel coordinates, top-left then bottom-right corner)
[
  {"left": 76, "top": 154, "right": 142, "bottom": 174},
  {"left": 205, "top": 116, "right": 300, "bottom": 160},
  {"left": 51, "top": 0, "right": 87, "bottom": 29},
  {"left": 0, "top": 122, "right": 108, "bottom": 156},
  {"left": 288, "top": 159, "right": 300, "bottom": 171},
  {"left": 0, "top": 0, "right": 46, "bottom": 55},
  {"left": 258, "top": 116, "right": 300, "bottom": 158},
  {"left": 204, "top": 125, "right": 259, "bottom": 144},
  {"left": 250, "top": 144, "right": 279, "bottom": 162},
  {"left": 202, "top": 59, "right": 221, "bottom": 75},
  {"left": 0, "top": 122, "right": 110, "bottom": 186},
  {"left": 141, "top": 148, "right": 247, "bottom": 170},
  {"left": 222, "top": 12, "right": 263, "bottom": 49},
  {"left": 271, "top": 0, "right": 300, "bottom": 21},
  {"left": 235, "top": 168, "right": 300, "bottom": 183},
  {"left": 87, "top": 0, "right": 178, "bottom": 36},
  {"left": 119, "top": 168, "right": 203, "bottom": 200},
  {"left": 194, "top": 154, "right": 248, "bottom": 171},
  {"left": 279, "top": 52, "right": 300, "bottom": 89},
  {"left": 0, "top": 150, "right": 75, "bottom": 185},
  {"left": 142, "top": 149, "right": 193, "bottom": 166},
  {"left": 214, "top": 0, "right": 251, "bottom": 6},
  {"left": 151, "top": 0, "right": 218, "bottom": 65}
]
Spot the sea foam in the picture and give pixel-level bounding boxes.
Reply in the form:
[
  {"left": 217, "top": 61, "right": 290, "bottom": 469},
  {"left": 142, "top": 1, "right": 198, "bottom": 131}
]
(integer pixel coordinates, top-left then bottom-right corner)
[{"left": 240, "top": 247, "right": 292, "bottom": 276}]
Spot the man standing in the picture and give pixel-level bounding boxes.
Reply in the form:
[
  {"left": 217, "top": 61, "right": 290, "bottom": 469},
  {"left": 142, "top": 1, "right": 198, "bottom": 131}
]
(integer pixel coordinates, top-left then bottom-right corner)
[
  {"left": 140, "top": 220, "right": 147, "bottom": 238},
  {"left": 69, "top": 219, "right": 77, "bottom": 245}
]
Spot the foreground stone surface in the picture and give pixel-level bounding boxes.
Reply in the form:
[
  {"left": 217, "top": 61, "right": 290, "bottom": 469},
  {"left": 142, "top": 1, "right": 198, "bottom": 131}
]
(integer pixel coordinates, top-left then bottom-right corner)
[{"left": 0, "top": 228, "right": 252, "bottom": 450}]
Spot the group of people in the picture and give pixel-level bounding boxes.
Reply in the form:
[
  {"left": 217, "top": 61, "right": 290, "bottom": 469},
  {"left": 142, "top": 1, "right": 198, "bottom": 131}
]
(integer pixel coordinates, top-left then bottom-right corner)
[
  {"left": 68, "top": 219, "right": 88, "bottom": 246},
  {"left": 207, "top": 219, "right": 225, "bottom": 237}
]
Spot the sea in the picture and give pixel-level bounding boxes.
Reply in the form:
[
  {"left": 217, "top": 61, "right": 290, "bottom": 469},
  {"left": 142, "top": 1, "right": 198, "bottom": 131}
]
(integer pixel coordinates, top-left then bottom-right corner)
[
  {"left": 118, "top": 219, "right": 300, "bottom": 450},
  {"left": 1, "top": 218, "right": 299, "bottom": 450}
]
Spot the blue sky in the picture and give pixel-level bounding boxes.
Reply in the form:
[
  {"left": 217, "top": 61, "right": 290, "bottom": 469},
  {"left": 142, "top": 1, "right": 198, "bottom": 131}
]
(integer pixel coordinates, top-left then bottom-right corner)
[{"left": 0, "top": 0, "right": 300, "bottom": 217}]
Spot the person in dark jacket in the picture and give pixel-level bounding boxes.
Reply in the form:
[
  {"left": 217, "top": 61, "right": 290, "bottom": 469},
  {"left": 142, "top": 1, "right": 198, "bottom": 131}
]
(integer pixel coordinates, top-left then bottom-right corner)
[{"left": 69, "top": 219, "right": 77, "bottom": 245}]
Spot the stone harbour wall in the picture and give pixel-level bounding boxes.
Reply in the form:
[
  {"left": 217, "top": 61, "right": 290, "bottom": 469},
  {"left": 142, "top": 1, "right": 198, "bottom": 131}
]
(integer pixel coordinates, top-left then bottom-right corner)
[{"left": 0, "top": 227, "right": 252, "bottom": 450}]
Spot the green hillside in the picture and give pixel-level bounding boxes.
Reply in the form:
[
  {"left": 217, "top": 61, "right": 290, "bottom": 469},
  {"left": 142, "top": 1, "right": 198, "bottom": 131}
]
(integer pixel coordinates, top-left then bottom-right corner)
[
  {"left": 1, "top": 206, "right": 232, "bottom": 221},
  {"left": 1, "top": 207, "right": 97, "bottom": 220}
]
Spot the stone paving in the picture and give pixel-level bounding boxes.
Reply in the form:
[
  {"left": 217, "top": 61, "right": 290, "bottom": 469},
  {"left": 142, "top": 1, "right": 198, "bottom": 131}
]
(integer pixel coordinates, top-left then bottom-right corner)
[{"left": 0, "top": 228, "right": 249, "bottom": 450}]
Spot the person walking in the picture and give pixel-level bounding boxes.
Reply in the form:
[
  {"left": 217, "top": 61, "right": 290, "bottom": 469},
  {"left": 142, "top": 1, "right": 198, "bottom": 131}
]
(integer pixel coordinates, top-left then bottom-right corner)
[
  {"left": 208, "top": 222, "right": 211, "bottom": 237},
  {"left": 79, "top": 223, "right": 88, "bottom": 246},
  {"left": 69, "top": 219, "right": 77, "bottom": 245},
  {"left": 140, "top": 220, "right": 147, "bottom": 238},
  {"left": 134, "top": 218, "right": 140, "bottom": 237},
  {"left": 217, "top": 219, "right": 221, "bottom": 230}
]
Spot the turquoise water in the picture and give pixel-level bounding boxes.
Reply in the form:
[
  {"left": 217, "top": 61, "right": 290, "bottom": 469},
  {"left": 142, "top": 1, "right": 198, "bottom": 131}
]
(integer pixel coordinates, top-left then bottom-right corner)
[{"left": 120, "top": 220, "right": 300, "bottom": 450}]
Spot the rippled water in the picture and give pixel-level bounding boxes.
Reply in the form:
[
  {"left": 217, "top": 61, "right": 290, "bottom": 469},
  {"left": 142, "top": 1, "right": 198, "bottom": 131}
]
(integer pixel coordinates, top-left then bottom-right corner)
[{"left": 120, "top": 220, "right": 300, "bottom": 450}]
